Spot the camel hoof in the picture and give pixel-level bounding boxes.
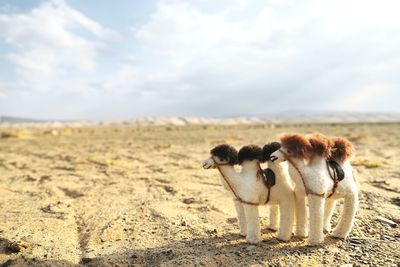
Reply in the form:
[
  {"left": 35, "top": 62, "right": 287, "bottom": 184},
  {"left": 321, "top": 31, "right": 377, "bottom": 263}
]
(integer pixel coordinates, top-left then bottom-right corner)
[
  {"left": 294, "top": 230, "right": 308, "bottom": 239},
  {"left": 331, "top": 231, "right": 348, "bottom": 239},
  {"left": 276, "top": 235, "right": 291, "bottom": 242},
  {"left": 323, "top": 228, "right": 331, "bottom": 234},
  {"left": 246, "top": 235, "right": 262, "bottom": 244},
  {"left": 308, "top": 237, "right": 324, "bottom": 246}
]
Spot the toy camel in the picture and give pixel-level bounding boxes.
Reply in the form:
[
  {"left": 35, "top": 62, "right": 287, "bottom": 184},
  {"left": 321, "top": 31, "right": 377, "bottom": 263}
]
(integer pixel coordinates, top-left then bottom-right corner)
[
  {"left": 269, "top": 133, "right": 358, "bottom": 245},
  {"left": 203, "top": 144, "right": 295, "bottom": 243}
]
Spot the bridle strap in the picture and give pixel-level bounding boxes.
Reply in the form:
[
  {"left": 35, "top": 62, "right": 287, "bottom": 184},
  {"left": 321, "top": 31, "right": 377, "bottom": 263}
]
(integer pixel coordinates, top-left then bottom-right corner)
[
  {"left": 279, "top": 149, "right": 326, "bottom": 198},
  {"left": 212, "top": 156, "right": 259, "bottom": 206}
]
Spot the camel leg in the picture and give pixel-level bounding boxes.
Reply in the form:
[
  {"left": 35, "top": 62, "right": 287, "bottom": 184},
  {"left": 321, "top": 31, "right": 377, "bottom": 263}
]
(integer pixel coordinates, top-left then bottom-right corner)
[
  {"left": 324, "top": 198, "right": 337, "bottom": 233},
  {"left": 294, "top": 195, "right": 308, "bottom": 238},
  {"left": 234, "top": 200, "right": 247, "bottom": 236},
  {"left": 268, "top": 205, "right": 279, "bottom": 231},
  {"left": 308, "top": 194, "right": 325, "bottom": 245},
  {"left": 332, "top": 192, "right": 358, "bottom": 239},
  {"left": 276, "top": 195, "right": 295, "bottom": 241},
  {"left": 243, "top": 204, "right": 262, "bottom": 244}
]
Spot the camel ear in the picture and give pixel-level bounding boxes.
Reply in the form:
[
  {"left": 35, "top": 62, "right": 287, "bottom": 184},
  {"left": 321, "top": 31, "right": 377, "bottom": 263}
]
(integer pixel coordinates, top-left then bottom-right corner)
[{"left": 262, "top": 168, "right": 276, "bottom": 187}]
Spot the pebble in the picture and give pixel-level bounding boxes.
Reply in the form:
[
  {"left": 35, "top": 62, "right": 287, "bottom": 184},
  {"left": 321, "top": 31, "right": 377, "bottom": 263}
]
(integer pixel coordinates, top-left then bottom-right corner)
[
  {"left": 246, "top": 245, "right": 256, "bottom": 251},
  {"left": 80, "top": 257, "right": 92, "bottom": 264},
  {"left": 205, "top": 228, "right": 217, "bottom": 234},
  {"left": 377, "top": 216, "right": 397, "bottom": 227},
  {"left": 381, "top": 234, "right": 395, "bottom": 241},
  {"left": 182, "top": 198, "right": 196, "bottom": 204},
  {"left": 349, "top": 238, "right": 363, "bottom": 245},
  {"left": 332, "top": 247, "right": 340, "bottom": 253},
  {"left": 7, "top": 241, "right": 29, "bottom": 253},
  {"left": 161, "top": 249, "right": 173, "bottom": 254}
]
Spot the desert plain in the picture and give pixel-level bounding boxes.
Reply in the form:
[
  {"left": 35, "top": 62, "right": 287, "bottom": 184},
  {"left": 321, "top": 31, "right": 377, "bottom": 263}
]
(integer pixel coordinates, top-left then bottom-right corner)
[{"left": 0, "top": 122, "right": 399, "bottom": 266}]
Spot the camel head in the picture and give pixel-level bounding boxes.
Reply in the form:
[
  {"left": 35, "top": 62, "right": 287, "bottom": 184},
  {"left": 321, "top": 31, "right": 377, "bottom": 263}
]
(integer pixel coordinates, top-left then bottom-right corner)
[
  {"left": 262, "top": 142, "right": 281, "bottom": 162},
  {"left": 238, "top": 144, "right": 263, "bottom": 164},
  {"left": 270, "top": 133, "right": 312, "bottom": 162},
  {"left": 203, "top": 144, "right": 238, "bottom": 169}
]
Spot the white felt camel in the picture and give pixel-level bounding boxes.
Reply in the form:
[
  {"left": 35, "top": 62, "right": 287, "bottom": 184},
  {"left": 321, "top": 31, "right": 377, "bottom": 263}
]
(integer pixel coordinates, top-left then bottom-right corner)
[
  {"left": 269, "top": 133, "right": 358, "bottom": 245},
  {"left": 203, "top": 144, "right": 295, "bottom": 243}
]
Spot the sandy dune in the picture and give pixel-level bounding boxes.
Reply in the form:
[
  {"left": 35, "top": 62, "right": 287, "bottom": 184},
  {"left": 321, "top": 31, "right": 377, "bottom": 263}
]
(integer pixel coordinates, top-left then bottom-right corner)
[{"left": 0, "top": 123, "right": 399, "bottom": 266}]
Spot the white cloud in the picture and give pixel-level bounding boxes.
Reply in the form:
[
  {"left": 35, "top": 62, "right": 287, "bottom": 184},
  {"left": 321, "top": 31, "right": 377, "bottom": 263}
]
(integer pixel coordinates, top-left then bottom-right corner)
[
  {"left": 0, "top": 0, "right": 120, "bottom": 91},
  {"left": 129, "top": 0, "right": 400, "bottom": 115},
  {"left": 1, "top": 0, "right": 400, "bottom": 119},
  {"left": 334, "top": 83, "right": 398, "bottom": 111}
]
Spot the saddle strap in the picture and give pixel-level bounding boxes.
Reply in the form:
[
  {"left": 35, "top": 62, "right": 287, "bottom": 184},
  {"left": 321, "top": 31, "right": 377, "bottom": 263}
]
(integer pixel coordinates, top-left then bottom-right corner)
[
  {"left": 257, "top": 165, "right": 276, "bottom": 205},
  {"left": 326, "top": 159, "right": 344, "bottom": 198}
]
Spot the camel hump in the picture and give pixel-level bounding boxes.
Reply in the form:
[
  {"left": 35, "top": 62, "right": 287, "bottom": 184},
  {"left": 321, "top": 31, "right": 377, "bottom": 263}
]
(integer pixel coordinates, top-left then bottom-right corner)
[
  {"left": 210, "top": 144, "right": 238, "bottom": 165},
  {"left": 331, "top": 137, "right": 354, "bottom": 162},
  {"left": 279, "top": 133, "right": 312, "bottom": 159},
  {"left": 238, "top": 144, "right": 262, "bottom": 164},
  {"left": 308, "top": 133, "right": 334, "bottom": 158}
]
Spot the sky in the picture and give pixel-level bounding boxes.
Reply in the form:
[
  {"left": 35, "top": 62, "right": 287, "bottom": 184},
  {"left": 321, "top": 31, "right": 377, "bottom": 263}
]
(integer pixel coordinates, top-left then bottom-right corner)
[{"left": 0, "top": 0, "right": 399, "bottom": 120}]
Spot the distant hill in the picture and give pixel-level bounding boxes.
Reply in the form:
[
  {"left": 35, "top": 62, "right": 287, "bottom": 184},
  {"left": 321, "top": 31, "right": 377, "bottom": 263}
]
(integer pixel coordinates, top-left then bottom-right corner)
[
  {"left": 131, "top": 112, "right": 400, "bottom": 126},
  {"left": 0, "top": 116, "right": 41, "bottom": 123},
  {"left": 1, "top": 112, "right": 400, "bottom": 126}
]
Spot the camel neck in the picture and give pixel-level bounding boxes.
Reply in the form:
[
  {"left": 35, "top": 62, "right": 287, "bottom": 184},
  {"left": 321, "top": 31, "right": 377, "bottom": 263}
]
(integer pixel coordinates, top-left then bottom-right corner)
[
  {"left": 310, "top": 156, "right": 326, "bottom": 166},
  {"left": 218, "top": 164, "right": 237, "bottom": 177},
  {"left": 268, "top": 161, "right": 285, "bottom": 174},
  {"left": 289, "top": 157, "right": 307, "bottom": 169},
  {"left": 240, "top": 161, "right": 260, "bottom": 172}
]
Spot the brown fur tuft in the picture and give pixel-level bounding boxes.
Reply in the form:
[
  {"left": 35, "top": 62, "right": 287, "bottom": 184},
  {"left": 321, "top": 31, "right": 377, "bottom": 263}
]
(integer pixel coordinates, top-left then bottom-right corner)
[
  {"left": 308, "top": 133, "right": 334, "bottom": 158},
  {"left": 238, "top": 144, "right": 263, "bottom": 164},
  {"left": 280, "top": 133, "right": 312, "bottom": 159},
  {"left": 330, "top": 137, "right": 354, "bottom": 162},
  {"left": 210, "top": 144, "right": 238, "bottom": 165}
]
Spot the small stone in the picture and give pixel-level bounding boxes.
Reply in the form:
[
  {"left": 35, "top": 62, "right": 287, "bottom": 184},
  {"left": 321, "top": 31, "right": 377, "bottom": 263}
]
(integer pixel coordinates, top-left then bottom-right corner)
[
  {"left": 80, "top": 257, "right": 92, "bottom": 264},
  {"left": 349, "top": 238, "right": 363, "bottom": 245},
  {"left": 381, "top": 234, "right": 395, "bottom": 241},
  {"left": 205, "top": 228, "right": 217, "bottom": 234},
  {"left": 377, "top": 216, "right": 397, "bottom": 227},
  {"left": 246, "top": 245, "right": 256, "bottom": 251},
  {"left": 180, "top": 221, "right": 187, "bottom": 226},
  {"left": 161, "top": 249, "right": 172, "bottom": 254},
  {"left": 332, "top": 247, "right": 340, "bottom": 253},
  {"left": 7, "top": 241, "right": 29, "bottom": 253},
  {"left": 182, "top": 198, "right": 196, "bottom": 204}
]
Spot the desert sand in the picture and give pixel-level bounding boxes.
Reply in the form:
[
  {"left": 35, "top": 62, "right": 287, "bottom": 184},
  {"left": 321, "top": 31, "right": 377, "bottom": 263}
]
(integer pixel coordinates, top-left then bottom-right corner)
[{"left": 0, "top": 123, "right": 399, "bottom": 266}]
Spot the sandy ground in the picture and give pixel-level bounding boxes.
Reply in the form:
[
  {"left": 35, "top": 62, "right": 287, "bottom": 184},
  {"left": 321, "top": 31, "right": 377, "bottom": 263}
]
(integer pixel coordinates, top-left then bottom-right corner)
[{"left": 0, "top": 123, "right": 399, "bottom": 266}]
